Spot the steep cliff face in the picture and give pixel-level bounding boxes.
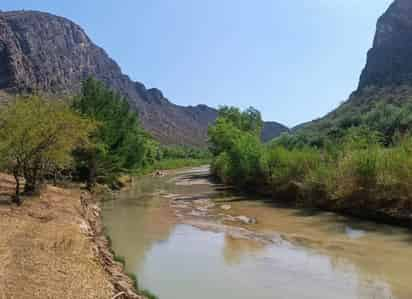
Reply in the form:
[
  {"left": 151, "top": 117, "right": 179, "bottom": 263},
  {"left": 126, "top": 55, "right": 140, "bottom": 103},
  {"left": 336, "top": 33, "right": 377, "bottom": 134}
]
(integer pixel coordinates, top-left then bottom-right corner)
[
  {"left": 0, "top": 10, "right": 286, "bottom": 146},
  {"left": 359, "top": 0, "right": 412, "bottom": 89},
  {"left": 295, "top": 0, "right": 412, "bottom": 134}
]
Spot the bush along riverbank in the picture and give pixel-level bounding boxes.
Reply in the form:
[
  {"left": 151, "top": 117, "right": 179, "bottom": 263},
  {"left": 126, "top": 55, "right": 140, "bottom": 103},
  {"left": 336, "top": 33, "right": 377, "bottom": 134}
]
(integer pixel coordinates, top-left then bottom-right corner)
[{"left": 208, "top": 106, "right": 412, "bottom": 227}]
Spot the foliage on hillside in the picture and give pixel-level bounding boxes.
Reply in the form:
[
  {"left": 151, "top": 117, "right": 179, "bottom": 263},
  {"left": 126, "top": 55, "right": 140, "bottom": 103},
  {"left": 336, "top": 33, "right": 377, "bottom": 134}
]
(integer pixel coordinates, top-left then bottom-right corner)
[{"left": 292, "top": 86, "right": 412, "bottom": 147}]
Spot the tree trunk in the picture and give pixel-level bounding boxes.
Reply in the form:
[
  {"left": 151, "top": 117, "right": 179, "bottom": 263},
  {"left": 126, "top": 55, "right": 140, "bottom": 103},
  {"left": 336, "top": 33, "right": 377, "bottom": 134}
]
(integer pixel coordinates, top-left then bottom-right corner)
[
  {"left": 12, "top": 169, "right": 22, "bottom": 206},
  {"left": 86, "top": 154, "right": 97, "bottom": 190},
  {"left": 24, "top": 169, "right": 40, "bottom": 195},
  {"left": 52, "top": 169, "right": 58, "bottom": 186},
  {"left": 24, "top": 178, "right": 40, "bottom": 195}
]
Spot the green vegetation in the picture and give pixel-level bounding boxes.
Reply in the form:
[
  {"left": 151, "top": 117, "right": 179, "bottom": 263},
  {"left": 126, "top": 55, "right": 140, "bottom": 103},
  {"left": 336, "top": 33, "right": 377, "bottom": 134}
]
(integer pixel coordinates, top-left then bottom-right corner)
[
  {"left": 0, "top": 78, "right": 210, "bottom": 206},
  {"left": 292, "top": 86, "right": 412, "bottom": 148},
  {"left": 0, "top": 95, "right": 95, "bottom": 205},
  {"left": 72, "top": 78, "right": 150, "bottom": 188},
  {"left": 209, "top": 105, "right": 412, "bottom": 222},
  {"left": 113, "top": 254, "right": 126, "bottom": 266},
  {"left": 160, "top": 145, "right": 211, "bottom": 160},
  {"left": 126, "top": 272, "right": 159, "bottom": 299},
  {"left": 140, "top": 289, "right": 159, "bottom": 299},
  {"left": 135, "top": 158, "right": 209, "bottom": 176},
  {"left": 72, "top": 78, "right": 210, "bottom": 187},
  {"left": 120, "top": 258, "right": 160, "bottom": 298},
  {"left": 134, "top": 144, "right": 211, "bottom": 174},
  {"left": 208, "top": 106, "right": 264, "bottom": 186},
  {"left": 126, "top": 272, "right": 139, "bottom": 291}
]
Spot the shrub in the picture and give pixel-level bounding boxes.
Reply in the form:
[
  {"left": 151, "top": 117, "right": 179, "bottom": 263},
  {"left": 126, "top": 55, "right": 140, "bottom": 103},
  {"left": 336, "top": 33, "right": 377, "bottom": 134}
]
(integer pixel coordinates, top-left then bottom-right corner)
[
  {"left": 0, "top": 95, "right": 95, "bottom": 205},
  {"left": 264, "top": 146, "right": 321, "bottom": 188},
  {"left": 227, "top": 133, "right": 263, "bottom": 186},
  {"left": 211, "top": 152, "right": 232, "bottom": 183},
  {"left": 140, "top": 289, "right": 159, "bottom": 299},
  {"left": 209, "top": 105, "right": 412, "bottom": 210}
]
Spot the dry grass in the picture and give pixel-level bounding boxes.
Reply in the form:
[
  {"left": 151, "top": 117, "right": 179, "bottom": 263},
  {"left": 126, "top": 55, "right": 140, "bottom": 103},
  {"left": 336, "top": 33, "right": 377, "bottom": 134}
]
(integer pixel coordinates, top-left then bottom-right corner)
[{"left": 0, "top": 173, "right": 113, "bottom": 299}]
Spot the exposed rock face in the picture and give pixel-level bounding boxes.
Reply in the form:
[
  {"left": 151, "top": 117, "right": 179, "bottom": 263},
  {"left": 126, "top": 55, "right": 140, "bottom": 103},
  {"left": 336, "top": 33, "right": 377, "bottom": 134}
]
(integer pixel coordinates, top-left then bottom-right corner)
[
  {"left": 0, "top": 10, "right": 213, "bottom": 146},
  {"left": 0, "top": 10, "right": 286, "bottom": 146},
  {"left": 295, "top": 0, "right": 412, "bottom": 133},
  {"left": 359, "top": 0, "right": 412, "bottom": 89}
]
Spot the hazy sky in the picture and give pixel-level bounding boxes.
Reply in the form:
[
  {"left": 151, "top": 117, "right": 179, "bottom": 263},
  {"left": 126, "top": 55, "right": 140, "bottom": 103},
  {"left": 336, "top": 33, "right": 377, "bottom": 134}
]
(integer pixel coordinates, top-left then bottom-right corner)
[{"left": 2, "top": 0, "right": 393, "bottom": 126}]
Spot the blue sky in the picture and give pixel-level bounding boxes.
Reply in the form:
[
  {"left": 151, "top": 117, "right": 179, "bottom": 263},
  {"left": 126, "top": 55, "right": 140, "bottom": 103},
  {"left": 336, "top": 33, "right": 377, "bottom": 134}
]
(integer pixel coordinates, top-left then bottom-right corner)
[{"left": 2, "top": 0, "right": 392, "bottom": 126}]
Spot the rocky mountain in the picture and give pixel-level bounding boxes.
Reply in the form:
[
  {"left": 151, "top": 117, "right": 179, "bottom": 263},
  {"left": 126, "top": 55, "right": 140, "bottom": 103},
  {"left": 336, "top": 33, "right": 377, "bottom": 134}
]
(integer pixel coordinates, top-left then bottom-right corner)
[
  {"left": 294, "top": 0, "right": 412, "bottom": 134},
  {"left": 0, "top": 10, "right": 287, "bottom": 146},
  {"left": 359, "top": 0, "right": 412, "bottom": 89}
]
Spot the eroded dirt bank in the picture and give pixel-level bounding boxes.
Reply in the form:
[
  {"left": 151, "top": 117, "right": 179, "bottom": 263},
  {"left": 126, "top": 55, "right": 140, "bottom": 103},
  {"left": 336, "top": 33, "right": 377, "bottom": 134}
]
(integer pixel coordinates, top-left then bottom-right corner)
[{"left": 0, "top": 173, "right": 141, "bottom": 299}]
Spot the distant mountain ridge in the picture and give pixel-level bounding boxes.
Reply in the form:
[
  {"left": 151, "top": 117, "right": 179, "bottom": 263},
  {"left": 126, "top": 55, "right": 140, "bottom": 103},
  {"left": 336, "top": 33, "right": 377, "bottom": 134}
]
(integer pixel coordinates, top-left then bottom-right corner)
[{"left": 0, "top": 10, "right": 287, "bottom": 146}]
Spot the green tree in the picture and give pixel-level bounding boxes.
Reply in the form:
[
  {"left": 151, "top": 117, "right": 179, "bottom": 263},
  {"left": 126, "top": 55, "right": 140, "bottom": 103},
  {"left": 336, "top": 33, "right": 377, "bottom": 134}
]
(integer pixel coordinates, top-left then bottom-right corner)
[
  {"left": 72, "top": 78, "right": 148, "bottom": 187},
  {"left": 208, "top": 106, "right": 263, "bottom": 156},
  {"left": 208, "top": 106, "right": 264, "bottom": 186},
  {"left": 0, "top": 96, "right": 95, "bottom": 205},
  {"left": 217, "top": 106, "right": 263, "bottom": 135}
]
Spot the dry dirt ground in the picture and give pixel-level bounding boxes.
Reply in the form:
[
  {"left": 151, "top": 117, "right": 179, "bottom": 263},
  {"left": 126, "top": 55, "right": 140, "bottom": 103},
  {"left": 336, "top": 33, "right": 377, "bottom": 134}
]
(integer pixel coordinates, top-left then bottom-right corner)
[{"left": 0, "top": 173, "right": 113, "bottom": 299}]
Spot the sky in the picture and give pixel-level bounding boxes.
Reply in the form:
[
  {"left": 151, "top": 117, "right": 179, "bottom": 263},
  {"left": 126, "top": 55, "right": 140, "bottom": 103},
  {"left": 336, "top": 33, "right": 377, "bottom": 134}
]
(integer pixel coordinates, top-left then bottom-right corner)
[{"left": 1, "top": 0, "right": 393, "bottom": 127}]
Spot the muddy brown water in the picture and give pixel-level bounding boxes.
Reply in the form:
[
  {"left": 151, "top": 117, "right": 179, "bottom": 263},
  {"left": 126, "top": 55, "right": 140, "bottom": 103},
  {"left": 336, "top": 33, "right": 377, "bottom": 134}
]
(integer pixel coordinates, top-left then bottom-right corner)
[{"left": 101, "top": 166, "right": 412, "bottom": 299}]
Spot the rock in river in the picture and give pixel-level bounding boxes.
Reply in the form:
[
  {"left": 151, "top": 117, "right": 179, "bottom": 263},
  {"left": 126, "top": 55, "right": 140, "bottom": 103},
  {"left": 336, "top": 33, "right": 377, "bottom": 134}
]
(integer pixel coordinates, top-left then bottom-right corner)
[{"left": 220, "top": 204, "right": 231, "bottom": 211}]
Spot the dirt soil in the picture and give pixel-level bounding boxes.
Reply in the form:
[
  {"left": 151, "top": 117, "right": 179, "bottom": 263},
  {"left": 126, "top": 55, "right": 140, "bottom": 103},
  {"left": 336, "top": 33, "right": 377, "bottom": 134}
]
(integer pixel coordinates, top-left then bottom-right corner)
[{"left": 0, "top": 173, "right": 140, "bottom": 299}]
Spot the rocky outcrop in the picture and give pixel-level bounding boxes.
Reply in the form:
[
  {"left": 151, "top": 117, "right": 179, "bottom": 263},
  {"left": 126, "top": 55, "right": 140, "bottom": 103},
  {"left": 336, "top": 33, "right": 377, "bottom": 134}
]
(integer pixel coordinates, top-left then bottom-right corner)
[
  {"left": 0, "top": 10, "right": 286, "bottom": 146},
  {"left": 295, "top": 0, "right": 412, "bottom": 133},
  {"left": 359, "top": 0, "right": 412, "bottom": 89}
]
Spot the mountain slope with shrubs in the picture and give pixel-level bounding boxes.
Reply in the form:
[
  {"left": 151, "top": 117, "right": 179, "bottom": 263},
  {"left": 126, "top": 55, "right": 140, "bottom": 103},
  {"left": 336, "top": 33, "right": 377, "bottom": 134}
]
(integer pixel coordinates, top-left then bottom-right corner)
[{"left": 209, "top": 106, "right": 412, "bottom": 226}]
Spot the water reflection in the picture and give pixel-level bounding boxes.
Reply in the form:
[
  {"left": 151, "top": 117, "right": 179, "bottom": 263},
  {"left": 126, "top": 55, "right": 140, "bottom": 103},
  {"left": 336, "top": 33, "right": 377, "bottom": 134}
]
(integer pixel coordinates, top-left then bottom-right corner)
[{"left": 222, "top": 236, "right": 266, "bottom": 265}]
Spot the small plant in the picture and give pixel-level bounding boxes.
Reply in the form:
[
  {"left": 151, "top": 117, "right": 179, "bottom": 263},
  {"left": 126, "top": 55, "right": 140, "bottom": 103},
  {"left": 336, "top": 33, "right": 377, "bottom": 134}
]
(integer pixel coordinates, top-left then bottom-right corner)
[
  {"left": 141, "top": 289, "right": 159, "bottom": 299},
  {"left": 125, "top": 272, "right": 159, "bottom": 298},
  {"left": 106, "top": 234, "right": 113, "bottom": 248},
  {"left": 126, "top": 272, "right": 139, "bottom": 291},
  {"left": 114, "top": 255, "right": 126, "bottom": 266}
]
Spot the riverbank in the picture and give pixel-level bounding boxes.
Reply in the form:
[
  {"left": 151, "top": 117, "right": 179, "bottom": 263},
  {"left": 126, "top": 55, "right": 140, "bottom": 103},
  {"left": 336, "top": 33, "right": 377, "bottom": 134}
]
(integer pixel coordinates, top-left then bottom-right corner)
[
  {"left": 135, "top": 159, "right": 210, "bottom": 177},
  {"left": 215, "top": 176, "right": 412, "bottom": 228},
  {"left": 0, "top": 173, "right": 142, "bottom": 299}
]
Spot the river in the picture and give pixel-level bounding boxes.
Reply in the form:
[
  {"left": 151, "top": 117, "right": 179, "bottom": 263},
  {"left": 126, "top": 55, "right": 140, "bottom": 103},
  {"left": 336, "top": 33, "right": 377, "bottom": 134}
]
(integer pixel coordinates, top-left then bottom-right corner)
[{"left": 101, "top": 166, "right": 412, "bottom": 299}]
